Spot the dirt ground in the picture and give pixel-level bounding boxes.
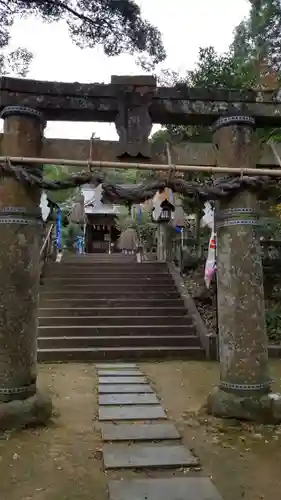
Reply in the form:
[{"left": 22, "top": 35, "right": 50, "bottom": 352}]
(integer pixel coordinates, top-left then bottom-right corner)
[
  {"left": 1, "top": 361, "right": 281, "bottom": 500},
  {"left": 0, "top": 364, "right": 107, "bottom": 500},
  {"left": 144, "top": 360, "right": 281, "bottom": 500}
]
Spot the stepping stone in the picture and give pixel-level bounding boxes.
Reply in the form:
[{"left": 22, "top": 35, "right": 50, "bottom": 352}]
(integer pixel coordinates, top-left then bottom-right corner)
[
  {"left": 99, "top": 384, "right": 153, "bottom": 394},
  {"left": 99, "top": 393, "right": 158, "bottom": 406},
  {"left": 101, "top": 423, "right": 180, "bottom": 442},
  {"left": 99, "top": 405, "right": 166, "bottom": 421},
  {"left": 108, "top": 478, "right": 223, "bottom": 500},
  {"left": 98, "top": 370, "right": 143, "bottom": 377},
  {"left": 96, "top": 363, "right": 137, "bottom": 369},
  {"left": 99, "top": 376, "right": 147, "bottom": 384},
  {"left": 103, "top": 444, "right": 199, "bottom": 469}
]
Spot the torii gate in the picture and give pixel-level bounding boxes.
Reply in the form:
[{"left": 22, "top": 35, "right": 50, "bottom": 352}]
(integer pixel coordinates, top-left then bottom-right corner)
[{"left": 1, "top": 74, "right": 281, "bottom": 430}]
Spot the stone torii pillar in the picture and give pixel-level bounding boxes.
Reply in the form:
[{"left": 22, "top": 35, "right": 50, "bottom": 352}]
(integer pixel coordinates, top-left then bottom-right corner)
[
  {"left": 0, "top": 106, "right": 52, "bottom": 430},
  {"left": 207, "top": 114, "right": 281, "bottom": 422}
]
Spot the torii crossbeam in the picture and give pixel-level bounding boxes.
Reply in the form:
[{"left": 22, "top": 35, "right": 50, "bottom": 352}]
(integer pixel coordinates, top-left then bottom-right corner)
[{"left": 1, "top": 74, "right": 281, "bottom": 127}]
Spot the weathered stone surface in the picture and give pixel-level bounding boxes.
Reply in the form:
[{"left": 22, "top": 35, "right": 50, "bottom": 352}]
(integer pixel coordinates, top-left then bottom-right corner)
[
  {"left": 98, "top": 370, "right": 143, "bottom": 377},
  {"left": 108, "top": 478, "right": 223, "bottom": 500},
  {"left": 1, "top": 76, "right": 281, "bottom": 126},
  {"left": 207, "top": 387, "right": 281, "bottom": 423},
  {"left": 0, "top": 390, "right": 53, "bottom": 431},
  {"left": 99, "top": 393, "right": 158, "bottom": 406},
  {"left": 103, "top": 444, "right": 198, "bottom": 469},
  {"left": 210, "top": 117, "right": 272, "bottom": 418},
  {"left": 111, "top": 75, "right": 157, "bottom": 87},
  {"left": 101, "top": 423, "right": 180, "bottom": 441},
  {"left": 96, "top": 363, "right": 137, "bottom": 369},
  {"left": 13, "top": 136, "right": 279, "bottom": 168},
  {"left": 99, "top": 405, "right": 166, "bottom": 421},
  {"left": 99, "top": 376, "right": 147, "bottom": 384},
  {"left": 114, "top": 82, "right": 154, "bottom": 158},
  {"left": 0, "top": 107, "right": 44, "bottom": 402},
  {"left": 99, "top": 384, "right": 153, "bottom": 394}
]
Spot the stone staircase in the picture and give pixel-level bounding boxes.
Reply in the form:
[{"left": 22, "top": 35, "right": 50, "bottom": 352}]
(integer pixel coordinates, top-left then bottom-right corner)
[{"left": 38, "top": 254, "right": 205, "bottom": 361}]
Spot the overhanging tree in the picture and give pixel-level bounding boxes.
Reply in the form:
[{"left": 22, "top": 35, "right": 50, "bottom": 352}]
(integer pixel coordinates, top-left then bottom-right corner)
[
  {"left": 232, "top": 0, "right": 281, "bottom": 73},
  {"left": 0, "top": 47, "right": 32, "bottom": 76},
  {"left": 2, "top": 1, "right": 166, "bottom": 69}
]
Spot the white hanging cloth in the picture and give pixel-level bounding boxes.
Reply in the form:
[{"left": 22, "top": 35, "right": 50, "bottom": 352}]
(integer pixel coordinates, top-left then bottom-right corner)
[{"left": 203, "top": 203, "right": 217, "bottom": 289}]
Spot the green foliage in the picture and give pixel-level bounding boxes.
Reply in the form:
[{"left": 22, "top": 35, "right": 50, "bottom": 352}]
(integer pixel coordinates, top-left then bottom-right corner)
[
  {"left": 153, "top": 45, "right": 259, "bottom": 206},
  {"left": 136, "top": 212, "right": 157, "bottom": 250},
  {"left": 104, "top": 167, "right": 157, "bottom": 184},
  {"left": 116, "top": 209, "right": 157, "bottom": 249},
  {"left": 64, "top": 222, "right": 83, "bottom": 251},
  {"left": 266, "top": 305, "right": 281, "bottom": 342},
  {"left": 152, "top": 3, "right": 281, "bottom": 213},
  {"left": 150, "top": 129, "right": 172, "bottom": 148},
  {"left": 43, "top": 165, "right": 80, "bottom": 205},
  {"left": 232, "top": 0, "right": 281, "bottom": 73},
  {"left": 1, "top": 1, "right": 165, "bottom": 69},
  {"left": 187, "top": 46, "right": 256, "bottom": 89},
  {"left": 158, "top": 45, "right": 257, "bottom": 145},
  {"left": 260, "top": 218, "right": 281, "bottom": 239}
]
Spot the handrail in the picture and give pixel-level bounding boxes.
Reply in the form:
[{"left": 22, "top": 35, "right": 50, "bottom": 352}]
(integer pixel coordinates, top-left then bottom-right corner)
[
  {"left": 40, "top": 223, "right": 56, "bottom": 284},
  {"left": 40, "top": 223, "right": 54, "bottom": 259}
]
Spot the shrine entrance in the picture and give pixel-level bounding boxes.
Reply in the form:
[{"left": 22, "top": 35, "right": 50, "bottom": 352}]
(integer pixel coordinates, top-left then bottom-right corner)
[
  {"left": 2, "top": 73, "right": 281, "bottom": 430},
  {"left": 84, "top": 213, "right": 120, "bottom": 253},
  {"left": 81, "top": 181, "right": 121, "bottom": 254}
]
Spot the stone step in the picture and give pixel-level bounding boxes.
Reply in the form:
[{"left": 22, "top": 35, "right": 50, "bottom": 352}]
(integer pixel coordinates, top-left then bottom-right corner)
[
  {"left": 99, "top": 384, "right": 153, "bottom": 394},
  {"left": 37, "top": 345, "right": 206, "bottom": 362},
  {"left": 108, "top": 478, "right": 223, "bottom": 500},
  {"left": 99, "top": 375, "right": 147, "bottom": 384},
  {"left": 40, "top": 290, "right": 180, "bottom": 299},
  {"left": 96, "top": 363, "right": 138, "bottom": 368},
  {"left": 101, "top": 422, "right": 180, "bottom": 441},
  {"left": 39, "top": 298, "right": 185, "bottom": 308},
  {"left": 38, "top": 316, "right": 193, "bottom": 326},
  {"left": 62, "top": 256, "right": 137, "bottom": 261},
  {"left": 99, "top": 404, "right": 166, "bottom": 421},
  {"left": 98, "top": 381, "right": 153, "bottom": 395},
  {"left": 38, "top": 325, "right": 196, "bottom": 337},
  {"left": 96, "top": 363, "right": 137, "bottom": 368},
  {"left": 48, "top": 272, "right": 169, "bottom": 279},
  {"left": 54, "top": 260, "right": 166, "bottom": 267},
  {"left": 38, "top": 307, "right": 188, "bottom": 317},
  {"left": 43, "top": 284, "right": 178, "bottom": 292},
  {"left": 103, "top": 443, "right": 199, "bottom": 469},
  {"left": 44, "top": 276, "right": 174, "bottom": 285},
  {"left": 61, "top": 255, "right": 137, "bottom": 260},
  {"left": 99, "top": 393, "right": 159, "bottom": 406},
  {"left": 37, "top": 335, "right": 200, "bottom": 349},
  {"left": 50, "top": 266, "right": 167, "bottom": 273},
  {"left": 46, "top": 275, "right": 172, "bottom": 281},
  {"left": 97, "top": 369, "right": 143, "bottom": 376}
]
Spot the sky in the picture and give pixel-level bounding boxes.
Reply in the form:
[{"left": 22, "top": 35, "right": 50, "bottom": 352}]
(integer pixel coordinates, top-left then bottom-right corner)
[{"left": 7, "top": 0, "right": 250, "bottom": 141}]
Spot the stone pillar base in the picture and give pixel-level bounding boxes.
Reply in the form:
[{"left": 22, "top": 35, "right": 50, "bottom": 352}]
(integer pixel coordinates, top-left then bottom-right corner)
[
  {"left": 0, "top": 390, "right": 53, "bottom": 431},
  {"left": 207, "top": 387, "right": 281, "bottom": 424}
]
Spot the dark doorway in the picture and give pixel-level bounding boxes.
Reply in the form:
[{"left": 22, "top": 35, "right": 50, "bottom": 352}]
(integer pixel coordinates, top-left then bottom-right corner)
[{"left": 85, "top": 215, "right": 120, "bottom": 253}]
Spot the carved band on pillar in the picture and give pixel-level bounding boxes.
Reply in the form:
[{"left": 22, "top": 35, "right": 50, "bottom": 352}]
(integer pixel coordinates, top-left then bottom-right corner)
[
  {"left": 0, "top": 105, "right": 44, "bottom": 402},
  {"left": 216, "top": 207, "right": 260, "bottom": 229},
  {"left": 0, "top": 206, "right": 43, "bottom": 225},
  {"left": 206, "top": 113, "right": 277, "bottom": 421},
  {"left": 212, "top": 115, "right": 256, "bottom": 131}
]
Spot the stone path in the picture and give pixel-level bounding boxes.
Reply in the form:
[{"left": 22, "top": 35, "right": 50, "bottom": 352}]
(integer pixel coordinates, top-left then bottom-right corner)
[{"left": 96, "top": 363, "right": 223, "bottom": 500}]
